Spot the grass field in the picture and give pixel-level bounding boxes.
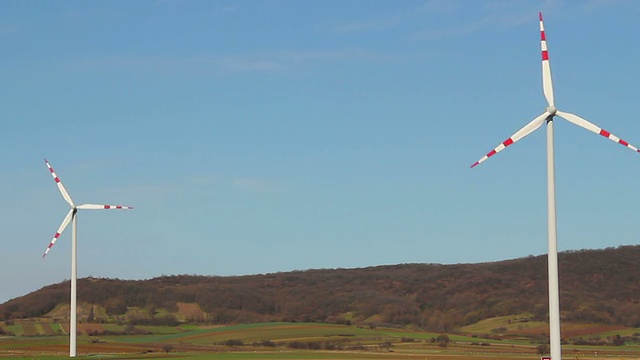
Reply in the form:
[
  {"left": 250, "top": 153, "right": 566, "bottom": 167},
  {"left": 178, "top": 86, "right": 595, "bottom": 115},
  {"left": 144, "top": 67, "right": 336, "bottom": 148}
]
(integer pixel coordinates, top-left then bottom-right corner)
[{"left": 1, "top": 321, "right": 640, "bottom": 359}]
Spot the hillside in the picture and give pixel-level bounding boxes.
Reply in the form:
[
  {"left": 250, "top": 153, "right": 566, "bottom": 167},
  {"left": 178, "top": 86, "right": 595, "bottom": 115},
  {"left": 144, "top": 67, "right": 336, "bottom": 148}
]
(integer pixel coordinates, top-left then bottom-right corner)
[{"left": 2, "top": 246, "right": 639, "bottom": 331}]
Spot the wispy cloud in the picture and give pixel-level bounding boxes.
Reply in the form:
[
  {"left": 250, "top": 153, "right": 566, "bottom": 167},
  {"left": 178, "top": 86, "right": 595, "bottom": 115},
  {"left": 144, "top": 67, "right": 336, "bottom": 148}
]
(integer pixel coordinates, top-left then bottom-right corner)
[
  {"left": 195, "top": 56, "right": 286, "bottom": 73},
  {"left": 153, "top": 0, "right": 235, "bottom": 12},
  {"left": 64, "top": 48, "right": 395, "bottom": 76},
  {"left": 578, "top": 0, "right": 638, "bottom": 13},
  {"left": 105, "top": 174, "right": 281, "bottom": 200},
  {"left": 413, "top": 11, "right": 532, "bottom": 41},
  {"left": 411, "top": 1, "right": 538, "bottom": 41},
  {"left": 190, "top": 176, "right": 217, "bottom": 186},
  {"left": 419, "top": 0, "right": 462, "bottom": 16},
  {"left": 0, "top": 22, "right": 21, "bottom": 36},
  {"left": 325, "top": 0, "right": 460, "bottom": 35},
  {"left": 280, "top": 49, "right": 397, "bottom": 65},
  {"left": 411, "top": 0, "right": 639, "bottom": 41},
  {"left": 319, "top": 0, "right": 533, "bottom": 43},
  {"left": 108, "top": 184, "right": 177, "bottom": 196},
  {"left": 64, "top": 54, "right": 282, "bottom": 75},
  {"left": 232, "top": 178, "right": 281, "bottom": 193},
  {"left": 330, "top": 16, "right": 402, "bottom": 34},
  {"left": 208, "top": 5, "right": 236, "bottom": 15}
]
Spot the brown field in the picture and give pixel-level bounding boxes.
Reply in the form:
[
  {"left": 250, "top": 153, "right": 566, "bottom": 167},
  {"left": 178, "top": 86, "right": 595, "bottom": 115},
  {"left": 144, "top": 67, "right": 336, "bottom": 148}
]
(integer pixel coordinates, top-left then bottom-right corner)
[
  {"left": 509, "top": 322, "right": 627, "bottom": 338},
  {"left": 45, "top": 304, "right": 70, "bottom": 320},
  {"left": 1, "top": 339, "right": 639, "bottom": 359},
  {"left": 21, "top": 323, "right": 40, "bottom": 336},
  {"left": 1, "top": 322, "right": 640, "bottom": 359},
  {"left": 40, "top": 323, "right": 55, "bottom": 336},
  {"left": 176, "top": 302, "right": 208, "bottom": 322}
]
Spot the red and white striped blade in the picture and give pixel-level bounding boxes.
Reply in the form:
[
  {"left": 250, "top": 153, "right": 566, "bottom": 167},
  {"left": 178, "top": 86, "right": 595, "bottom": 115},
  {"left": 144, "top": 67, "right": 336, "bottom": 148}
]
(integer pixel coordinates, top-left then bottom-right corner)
[
  {"left": 77, "top": 204, "right": 134, "bottom": 210},
  {"left": 539, "top": 12, "right": 555, "bottom": 107},
  {"left": 44, "top": 159, "right": 75, "bottom": 207},
  {"left": 43, "top": 209, "right": 74, "bottom": 258},
  {"left": 471, "top": 112, "right": 548, "bottom": 168},
  {"left": 556, "top": 111, "right": 640, "bottom": 153}
]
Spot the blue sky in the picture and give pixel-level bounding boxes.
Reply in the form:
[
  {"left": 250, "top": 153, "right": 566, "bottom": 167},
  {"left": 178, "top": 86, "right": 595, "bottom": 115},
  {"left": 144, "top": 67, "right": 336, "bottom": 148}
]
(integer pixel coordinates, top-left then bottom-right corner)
[{"left": 2, "top": 0, "right": 640, "bottom": 303}]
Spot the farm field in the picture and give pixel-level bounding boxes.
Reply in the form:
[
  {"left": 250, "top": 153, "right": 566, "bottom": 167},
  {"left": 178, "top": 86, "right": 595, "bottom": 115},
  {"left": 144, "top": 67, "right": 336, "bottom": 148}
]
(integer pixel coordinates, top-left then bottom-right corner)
[{"left": 1, "top": 322, "right": 640, "bottom": 359}]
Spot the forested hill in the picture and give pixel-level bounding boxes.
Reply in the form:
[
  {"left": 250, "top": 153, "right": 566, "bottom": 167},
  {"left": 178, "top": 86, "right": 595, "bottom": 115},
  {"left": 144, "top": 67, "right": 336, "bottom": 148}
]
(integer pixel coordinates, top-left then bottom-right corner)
[{"left": 2, "top": 246, "right": 639, "bottom": 331}]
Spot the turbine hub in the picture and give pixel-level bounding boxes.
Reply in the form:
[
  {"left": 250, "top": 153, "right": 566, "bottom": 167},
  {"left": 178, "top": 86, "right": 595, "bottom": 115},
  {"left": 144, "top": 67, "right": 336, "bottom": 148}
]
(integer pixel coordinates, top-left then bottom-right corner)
[{"left": 547, "top": 105, "right": 557, "bottom": 116}]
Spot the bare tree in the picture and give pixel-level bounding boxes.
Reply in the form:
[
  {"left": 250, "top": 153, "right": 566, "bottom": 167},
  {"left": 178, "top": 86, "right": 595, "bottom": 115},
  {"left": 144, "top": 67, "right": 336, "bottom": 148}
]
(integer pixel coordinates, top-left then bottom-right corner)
[{"left": 537, "top": 344, "right": 549, "bottom": 356}]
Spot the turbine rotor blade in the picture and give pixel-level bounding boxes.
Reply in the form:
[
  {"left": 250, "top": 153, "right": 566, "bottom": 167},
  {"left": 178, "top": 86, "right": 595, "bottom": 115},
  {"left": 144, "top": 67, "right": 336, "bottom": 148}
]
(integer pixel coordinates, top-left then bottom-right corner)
[
  {"left": 43, "top": 209, "right": 74, "bottom": 258},
  {"left": 471, "top": 112, "right": 549, "bottom": 168},
  {"left": 556, "top": 111, "right": 640, "bottom": 153},
  {"left": 77, "top": 204, "right": 134, "bottom": 210},
  {"left": 540, "top": 12, "right": 555, "bottom": 107},
  {"left": 44, "top": 159, "right": 75, "bottom": 207}
]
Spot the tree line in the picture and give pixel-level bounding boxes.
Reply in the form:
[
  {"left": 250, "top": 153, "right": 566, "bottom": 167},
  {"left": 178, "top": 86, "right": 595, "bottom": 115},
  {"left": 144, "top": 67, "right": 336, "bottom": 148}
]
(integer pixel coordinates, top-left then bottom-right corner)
[{"left": 2, "top": 245, "right": 640, "bottom": 331}]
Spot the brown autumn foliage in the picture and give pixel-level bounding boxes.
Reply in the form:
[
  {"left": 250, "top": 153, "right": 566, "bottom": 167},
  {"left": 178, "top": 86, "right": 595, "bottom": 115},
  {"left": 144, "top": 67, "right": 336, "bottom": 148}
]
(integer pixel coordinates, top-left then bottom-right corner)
[{"left": 2, "top": 245, "right": 639, "bottom": 331}]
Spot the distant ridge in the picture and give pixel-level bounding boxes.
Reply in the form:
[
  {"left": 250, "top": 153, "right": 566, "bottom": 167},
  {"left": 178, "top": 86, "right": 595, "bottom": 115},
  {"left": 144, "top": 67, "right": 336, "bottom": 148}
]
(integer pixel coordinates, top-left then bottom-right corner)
[{"left": 2, "top": 245, "right": 639, "bottom": 331}]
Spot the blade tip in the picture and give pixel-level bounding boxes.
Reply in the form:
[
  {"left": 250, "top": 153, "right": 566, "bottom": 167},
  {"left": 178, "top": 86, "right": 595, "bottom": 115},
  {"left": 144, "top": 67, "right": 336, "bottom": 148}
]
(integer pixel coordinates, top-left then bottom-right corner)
[
  {"left": 470, "top": 162, "right": 479, "bottom": 168},
  {"left": 539, "top": 12, "right": 543, "bottom": 20}
]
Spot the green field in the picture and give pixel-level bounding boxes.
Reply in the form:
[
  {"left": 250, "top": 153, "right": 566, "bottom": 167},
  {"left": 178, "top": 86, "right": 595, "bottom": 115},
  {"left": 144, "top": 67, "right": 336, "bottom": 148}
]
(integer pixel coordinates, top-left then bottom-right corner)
[{"left": 1, "top": 321, "right": 640, "bottom": 359}]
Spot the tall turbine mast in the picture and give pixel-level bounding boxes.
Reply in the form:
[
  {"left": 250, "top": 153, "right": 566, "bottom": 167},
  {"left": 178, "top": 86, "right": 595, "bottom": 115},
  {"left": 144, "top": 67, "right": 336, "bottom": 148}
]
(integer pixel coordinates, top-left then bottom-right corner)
[
  {"left": 471, "top": 13, "right": 640, "bottom": 360},
  {"left": 43, "top": 159, "right": 133, "bottom": 357}
]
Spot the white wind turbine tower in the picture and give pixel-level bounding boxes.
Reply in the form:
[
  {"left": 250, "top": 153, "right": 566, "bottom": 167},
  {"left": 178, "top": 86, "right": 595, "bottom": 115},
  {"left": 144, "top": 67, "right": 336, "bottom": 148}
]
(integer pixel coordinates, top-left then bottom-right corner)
[
  {"left": 471, "top": 13, "right": 640, "bottom": 360},
  {"left": 43, "top": 159, "right": 133, "bottom": 358}
]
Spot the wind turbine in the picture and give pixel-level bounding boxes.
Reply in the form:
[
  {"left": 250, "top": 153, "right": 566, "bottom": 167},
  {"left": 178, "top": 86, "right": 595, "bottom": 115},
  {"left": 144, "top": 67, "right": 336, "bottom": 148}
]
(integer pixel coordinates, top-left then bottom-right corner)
[
  {"left": 471, "top": 13, "right": 640, "bottom": 360},
  {"left": 43, "top": 159, "right": 133, "bottom": 358}
]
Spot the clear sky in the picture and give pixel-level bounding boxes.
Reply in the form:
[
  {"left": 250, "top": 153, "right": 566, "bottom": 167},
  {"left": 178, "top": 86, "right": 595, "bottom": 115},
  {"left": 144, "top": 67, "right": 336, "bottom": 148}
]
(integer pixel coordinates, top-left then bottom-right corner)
[{"left": 2, "top": 0, "right": 640, "bottom": 303}]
